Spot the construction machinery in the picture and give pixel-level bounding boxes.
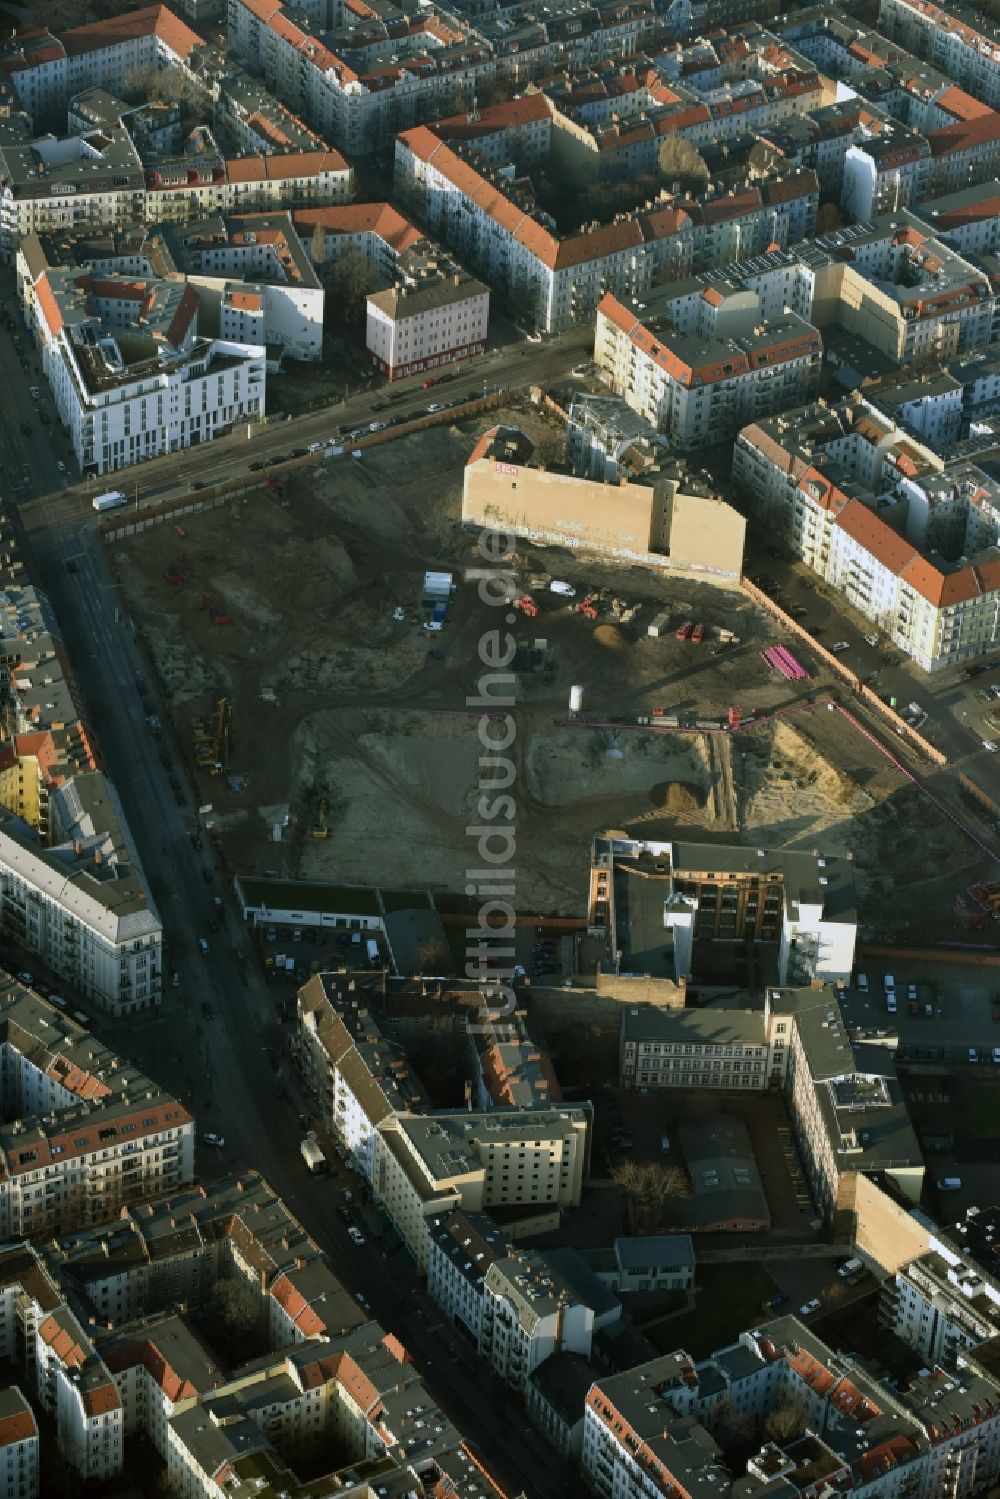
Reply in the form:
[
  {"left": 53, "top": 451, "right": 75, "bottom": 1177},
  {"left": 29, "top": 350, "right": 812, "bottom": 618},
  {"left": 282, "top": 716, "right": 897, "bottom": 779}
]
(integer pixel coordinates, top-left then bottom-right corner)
[
  {"left": 193, "top": 696, "right": 231, "bottom": 774},
  {"left": 575, "top": 595, "right": 599, "bottom": 620},
  {"left": 309, "top": 789, "right": 330, "bottom": 839},
  {"left": 201, "top": 593, "right": 232, "bottom": 626},
  {"left": 514, "top": 596, "right": 539, "bottom": 617}
]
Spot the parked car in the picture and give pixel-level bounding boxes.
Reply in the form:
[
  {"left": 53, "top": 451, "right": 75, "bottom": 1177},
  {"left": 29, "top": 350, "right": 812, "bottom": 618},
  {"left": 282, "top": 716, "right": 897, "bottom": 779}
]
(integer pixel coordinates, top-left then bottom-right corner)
[
  {"left": 347, "top": 1226, "right": 366, "bottom": 1246},
  {"left": 56, "top": 460, "right": 67, "bottom": 474},
  {"left": 202, "top": 1132, "right": 225, "bottom": 1148},
  {"left": 198, "top": 937, "right": 209, "bottom": 954},
  {"left": 16, "top": 971, "right": 34, "bottom": 987},
  {"left": 864, "top": 633, "right": 879, "bottom": 647},
  {"left": 800, "top": 1299, "right": 821, "bottom": 1316},
  {"left": 426, "top": 402, "right": 444, "bottom": 413},
  {"left": 831, "top": 641, "right": 850, "bottom": 654}
]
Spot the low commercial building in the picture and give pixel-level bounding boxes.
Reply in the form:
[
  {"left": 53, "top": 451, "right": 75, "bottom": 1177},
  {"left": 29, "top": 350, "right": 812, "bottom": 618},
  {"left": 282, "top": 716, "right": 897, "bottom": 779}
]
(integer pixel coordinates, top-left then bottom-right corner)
[
  {"left": 463, "top": 425, "right": 746, "bottom": 578},
  {"left": 366, "top": 245, "right": 488, "bottom": 381},
  {"left": 676, "top": 1115, "right": 771, "bottom": 1232},
  {"left": 589, "top": 1236, "right": 696, "bottom": 1295}
]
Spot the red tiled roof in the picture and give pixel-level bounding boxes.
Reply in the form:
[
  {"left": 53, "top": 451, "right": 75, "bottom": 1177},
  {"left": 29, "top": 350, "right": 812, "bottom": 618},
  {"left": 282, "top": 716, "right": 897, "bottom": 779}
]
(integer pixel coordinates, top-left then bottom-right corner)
[
  {"left": 81, "top": 1382, "right": 120, "bottom": 1418},
  {"left": 0, "top": 1409, "right": 36, "bottom": 1446},
  {"left": 935, "top": 85, "right": 992, "bottom": 121},
  {"left": 834, "top": 498, "right": 918, "bottom": 575},
  {"left": 35, "top": 273, "right": 62, "bottom": 338},
  {"left": 228, "top": 290, "right": 263, "bottom": 312},
  {"left": 165, "top": 283, "right": 199, "bottom": 347},
  {"left": 293, "top": 203, "right": 424, "bottom": 256},
  {"left": 927, "top": 110, "right": 1000, "bottom": 157}
]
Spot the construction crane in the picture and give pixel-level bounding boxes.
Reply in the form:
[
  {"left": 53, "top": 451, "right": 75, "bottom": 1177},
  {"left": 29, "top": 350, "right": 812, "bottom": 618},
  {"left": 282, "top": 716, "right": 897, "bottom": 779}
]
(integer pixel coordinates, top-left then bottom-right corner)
[
  {"left": 309, "top": 788, "right": 330, "bottom": 840},
  {"left": 210, "top": 696, "right": 231, "bottom": 775}
]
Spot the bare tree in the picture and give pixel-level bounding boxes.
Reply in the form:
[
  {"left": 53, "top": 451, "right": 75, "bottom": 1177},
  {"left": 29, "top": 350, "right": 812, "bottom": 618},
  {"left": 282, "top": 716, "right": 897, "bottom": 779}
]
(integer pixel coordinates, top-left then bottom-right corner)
[
  {"left": 762, "top": 1396, "right": 811, "bottom": 1444},
  {"left": 326, "top": 249, "right": 379, "bottom": 327},
  {"left": 212, "top": 1277, "right": 260, "bottom": 1336},
  {"left": 657, "top": 134, "right": 709, "bottom": 194},
  {"left": 816, "top": 202, "right": 845, "bottom": 235},
  {"left": 416, "top": 937, "right": 452, "bottom": 975},
  {"left": 311, "top": 221, "right": 329, "bottom": 266},
  {"left": 612, "top": 1160, "right": 691, "bottom": 1231}
]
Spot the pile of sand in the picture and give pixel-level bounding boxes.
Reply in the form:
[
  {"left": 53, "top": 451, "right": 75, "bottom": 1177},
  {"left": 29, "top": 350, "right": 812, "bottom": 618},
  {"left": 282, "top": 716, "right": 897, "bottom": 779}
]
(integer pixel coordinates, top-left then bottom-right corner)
[
  {"left": 594, "top": 624, "right": 627, "bottom": 650},
  {"left": 649, "top": 781, "right": 705, "bottom": 818}
]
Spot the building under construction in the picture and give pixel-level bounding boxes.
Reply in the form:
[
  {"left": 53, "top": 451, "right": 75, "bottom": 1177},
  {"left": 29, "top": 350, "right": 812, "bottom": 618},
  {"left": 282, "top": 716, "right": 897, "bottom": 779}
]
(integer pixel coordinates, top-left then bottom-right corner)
[{"left": 587, "top": 834, "right": 858, "bottom": 990}]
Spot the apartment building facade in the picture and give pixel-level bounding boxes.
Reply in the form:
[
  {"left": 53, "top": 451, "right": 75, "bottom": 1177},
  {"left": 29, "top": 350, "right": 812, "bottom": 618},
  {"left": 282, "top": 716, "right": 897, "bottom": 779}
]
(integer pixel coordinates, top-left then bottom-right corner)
[
  {"left": 227, "top": 0, "right": 493, "bottom": 154},
  {"left": 22, "top": 257, "right": 266, "bottom": 476},
  {"left": 0, "top": 775, "right": 162, "bottom": 1014},
  {"left": 427, "top": 1209, "right": 509, "bottom": 1345},
  {"left": 878, "top": 0, "right": 1000, "bottom": 110},
  {"left": 0, "top": 1389, "right": 38, "bottom": 1499},
  {"left": 733, "top": 401, "right": 1000, "bottom": 670},
  {"left": 595, "top": 293, "right": 822, "bottom": 450},
  {"left": 366, "top": 254, "right": 489, "bottom": 380},
  {"left": 481, "top": 1253, "right": 602, "bottom": 1392},
  {"left": 0, "top": 983, "right": 194, "bottom": 1238}
]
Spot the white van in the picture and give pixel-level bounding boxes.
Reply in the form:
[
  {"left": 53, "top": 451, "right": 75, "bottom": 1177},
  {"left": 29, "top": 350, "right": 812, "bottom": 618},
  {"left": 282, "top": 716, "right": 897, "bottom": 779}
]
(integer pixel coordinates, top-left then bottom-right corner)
[
  {"left": 886, "top": 994, "right": 897, "bottom": 1013},
  {"left": 884, "top": 974, "right": 895, "bottom": 992},
  {"left": 837, "top": 1257, "right": 864, "bottom": 1278}
]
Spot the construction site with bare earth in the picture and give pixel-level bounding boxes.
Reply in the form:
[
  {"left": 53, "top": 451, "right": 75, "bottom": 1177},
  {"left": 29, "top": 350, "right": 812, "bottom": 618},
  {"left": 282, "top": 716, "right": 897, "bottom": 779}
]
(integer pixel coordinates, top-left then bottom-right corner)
[{"left": 110, "top": 410, "right": 989, "bottom": 946}]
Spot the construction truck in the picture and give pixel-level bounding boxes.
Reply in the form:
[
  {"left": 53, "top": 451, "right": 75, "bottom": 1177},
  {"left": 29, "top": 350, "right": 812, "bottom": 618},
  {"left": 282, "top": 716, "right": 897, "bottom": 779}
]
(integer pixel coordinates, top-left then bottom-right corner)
[
  {"left": 300, "top": 1133, "right": 327, "bottom": 1173},
  {"left": 309, "top": 790, "right": 330, "bottom": 839}
]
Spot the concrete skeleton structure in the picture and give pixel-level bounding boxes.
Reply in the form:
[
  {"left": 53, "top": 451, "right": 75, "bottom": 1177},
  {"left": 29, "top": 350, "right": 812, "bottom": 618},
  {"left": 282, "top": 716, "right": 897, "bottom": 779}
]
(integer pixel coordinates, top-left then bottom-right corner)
[{"left": 589, "top": 833, "right": 859, "bottom": 989}]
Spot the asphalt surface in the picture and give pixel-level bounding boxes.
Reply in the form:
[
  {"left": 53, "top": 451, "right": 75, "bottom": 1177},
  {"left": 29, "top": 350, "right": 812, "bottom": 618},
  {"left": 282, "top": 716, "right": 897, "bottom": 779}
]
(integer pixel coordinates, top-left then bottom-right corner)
[
  {"left": 5, "top": 299, "right": 589, "bottom": 1499},
  {"left": 18, "top": 324, "right": 592, "bottom": 536}
]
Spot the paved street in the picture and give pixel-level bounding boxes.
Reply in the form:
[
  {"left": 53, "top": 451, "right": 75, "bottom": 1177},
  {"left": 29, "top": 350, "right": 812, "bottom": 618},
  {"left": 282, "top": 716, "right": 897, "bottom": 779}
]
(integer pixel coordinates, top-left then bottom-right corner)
[{"left": 5, "top": 305, "right": 586, "bottom": 1497}]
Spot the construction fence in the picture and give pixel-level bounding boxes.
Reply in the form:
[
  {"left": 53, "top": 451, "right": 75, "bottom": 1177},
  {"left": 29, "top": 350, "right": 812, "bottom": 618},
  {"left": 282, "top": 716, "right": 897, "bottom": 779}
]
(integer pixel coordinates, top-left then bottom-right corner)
[
  {"left": 98, "top": 393, "right": 508, "bottom": 543},
  {"left": 740, "top": 579, "right": 947, "bottom": 768}
]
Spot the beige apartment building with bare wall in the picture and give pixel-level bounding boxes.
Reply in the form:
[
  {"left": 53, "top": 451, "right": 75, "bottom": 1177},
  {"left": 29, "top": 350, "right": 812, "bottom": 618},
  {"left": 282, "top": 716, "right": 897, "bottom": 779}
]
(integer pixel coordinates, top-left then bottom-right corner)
[{"left": 462, "top": 425, "right": 745, "bottom": 578}]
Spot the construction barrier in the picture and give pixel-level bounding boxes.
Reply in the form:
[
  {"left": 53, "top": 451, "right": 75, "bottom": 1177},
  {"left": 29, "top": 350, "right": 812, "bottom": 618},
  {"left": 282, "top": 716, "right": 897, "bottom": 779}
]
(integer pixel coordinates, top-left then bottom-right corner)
[
  {"left": 740, "top": 578, "right": 947, "bottom": 767},
  {"left": 98, "top": 394, "right": 509, "bottom": 542},
  {"left": 958, "top": 771, "right": 1000, "bottom": 823}
]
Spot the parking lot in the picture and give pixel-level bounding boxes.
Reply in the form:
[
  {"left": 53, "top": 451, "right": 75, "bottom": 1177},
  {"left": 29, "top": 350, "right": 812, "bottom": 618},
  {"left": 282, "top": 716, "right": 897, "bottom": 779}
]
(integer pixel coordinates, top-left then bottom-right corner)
[{"left": 840, "top": 962, "right": 1000, "bottom": 1062}]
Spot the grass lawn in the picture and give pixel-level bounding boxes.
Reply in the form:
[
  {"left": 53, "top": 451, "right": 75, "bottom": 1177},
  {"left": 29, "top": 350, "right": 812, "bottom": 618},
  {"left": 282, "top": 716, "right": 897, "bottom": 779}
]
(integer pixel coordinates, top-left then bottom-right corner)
[{"left": 647, "top": 1262, "right": 778, "bottom": 1360}]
